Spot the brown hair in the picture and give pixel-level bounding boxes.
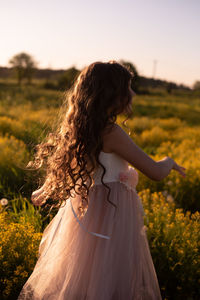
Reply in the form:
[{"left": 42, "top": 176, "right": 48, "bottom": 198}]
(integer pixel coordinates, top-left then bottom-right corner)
[{"left": 29, "top": 61, "right": 133, "bottom": 216}]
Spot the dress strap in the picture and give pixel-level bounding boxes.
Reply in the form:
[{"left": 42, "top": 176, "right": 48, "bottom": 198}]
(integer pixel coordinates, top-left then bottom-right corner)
[{"left": 69, "top": 198, "right": 111, "bottom": 240}]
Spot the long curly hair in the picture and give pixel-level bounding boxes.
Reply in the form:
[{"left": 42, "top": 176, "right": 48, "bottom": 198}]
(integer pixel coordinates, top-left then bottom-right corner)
[{"left": 29, "top": 61, "right": 134, "bottom": 216}]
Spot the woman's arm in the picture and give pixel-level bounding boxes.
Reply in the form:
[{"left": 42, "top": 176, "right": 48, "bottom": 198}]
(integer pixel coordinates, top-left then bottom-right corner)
[{"left": 103, "top": 124, "right": 186, "bottom": 181}]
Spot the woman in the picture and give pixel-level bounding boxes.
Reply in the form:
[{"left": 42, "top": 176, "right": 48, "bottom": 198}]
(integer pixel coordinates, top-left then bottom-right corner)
[{"left": 18, "top": 61, "right": 186, "bottom": 300}]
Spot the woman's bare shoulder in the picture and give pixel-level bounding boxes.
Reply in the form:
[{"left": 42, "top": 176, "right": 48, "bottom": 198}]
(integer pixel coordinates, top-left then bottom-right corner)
[
  {"left": 102, "top": 123, "right": 127, "bottom": 146},
  {"left": 102, "top": 123, "right": 120, "bottom": 152}
]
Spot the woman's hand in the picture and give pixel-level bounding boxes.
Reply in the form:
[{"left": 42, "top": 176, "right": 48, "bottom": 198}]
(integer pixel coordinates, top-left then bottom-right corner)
[
  {"left": 171, "top": 159, "right": 186, "bottom": 178},
  {"left": 31, "top": 186, "right": 47, "bottom": 206},
  {"left": 156, "top": 156, "right": 186, "bottom": 180}
]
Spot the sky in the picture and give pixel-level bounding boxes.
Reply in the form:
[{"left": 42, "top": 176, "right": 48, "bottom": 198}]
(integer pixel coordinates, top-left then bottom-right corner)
[{"left": 0, "top": 0, "right": 200, "bottom": 87}]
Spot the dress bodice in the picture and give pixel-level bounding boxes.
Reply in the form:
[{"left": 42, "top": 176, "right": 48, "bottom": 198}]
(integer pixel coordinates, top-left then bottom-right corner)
[
  {"left": 93, "top": 152, "right": 129, "bottom": 183},
  {"left": 92, "top": 151, "right": 139, "bottom": 190}
]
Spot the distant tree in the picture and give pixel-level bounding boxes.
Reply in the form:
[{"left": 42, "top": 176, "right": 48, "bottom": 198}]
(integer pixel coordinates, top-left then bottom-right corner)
[
  {"left": 166, "top": 82, "right": 177, "bottom": 94},
  {"left": 57, "top": 67, "right": 80, "bottom": 90},
  {"left": 9, "top": 52, "right": 37, "bottom": 85},
  {"left": 193, "top": 81, "right": 200, "bottom": 90},
  {"left": 119, "top": 60, "right": 140, "bottom": 92}
]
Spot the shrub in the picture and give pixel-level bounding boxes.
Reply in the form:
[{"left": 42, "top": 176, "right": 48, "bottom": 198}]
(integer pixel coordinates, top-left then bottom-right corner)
[
  {"left": 157, "top": 117, "right": 184, "bottom": 131},
  {"left": 0, "top": 116, "right": 24, "bottom": 139},
  {"left": 0, "top": 105, "right": 56, "bottom": 147},
  {"left": 7, "top": 196, "right": 43, "bottom": 232},
  {"left": 0, "top": 135, "right": 29, "bottom": 190},
  {"left": 139, "top": 189, "right": 200, "bottom": 299},
  {"left": 0, "top": 205, "right": 42, "bottom": 299},
  {"left": 137, "top": 136, "right": 200, "bottom": 213},
  {"left": 156, "top": 139, "right": 200, "bottom": 212},
  {"left": 124, "top": 116, "right": 155, "bottom": 134},
  {"left": 140, "top": 126, "right": 170, "bottom": 148}
]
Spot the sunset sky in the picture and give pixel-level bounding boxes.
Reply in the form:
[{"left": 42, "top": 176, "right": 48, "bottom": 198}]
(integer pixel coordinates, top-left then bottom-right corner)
[{"left": 1, "top": 0, "right": 199, "bottom": 87}]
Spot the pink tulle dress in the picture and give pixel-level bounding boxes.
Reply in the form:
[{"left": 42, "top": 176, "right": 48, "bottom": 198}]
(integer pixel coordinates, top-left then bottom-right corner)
[{"left": 18, "top": 151, "right": 162, "bottom": 300}]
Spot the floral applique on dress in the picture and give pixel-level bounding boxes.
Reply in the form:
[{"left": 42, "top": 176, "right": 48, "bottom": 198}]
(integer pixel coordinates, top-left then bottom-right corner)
[{"left": 118, "top": 166, "right": 146, "bottom": 217}]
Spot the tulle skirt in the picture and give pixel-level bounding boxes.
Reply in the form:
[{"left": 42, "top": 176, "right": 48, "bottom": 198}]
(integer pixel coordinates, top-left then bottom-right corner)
[{"left": 18, "top": 182, "right": 162, "bottom": 300}]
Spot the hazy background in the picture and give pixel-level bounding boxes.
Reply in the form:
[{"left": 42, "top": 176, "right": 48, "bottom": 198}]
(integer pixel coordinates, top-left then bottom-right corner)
[
  {"left": 0, "top": 2, "right": 200, "bottom": 299},
  {"left": 0, "top": 0, "right": 200, "bottom": 87}
]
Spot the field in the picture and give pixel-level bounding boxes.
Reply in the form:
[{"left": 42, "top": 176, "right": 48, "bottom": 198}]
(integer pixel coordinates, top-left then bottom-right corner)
[{"left": 0, "top": 81, "right": 199, "bottom": 299}]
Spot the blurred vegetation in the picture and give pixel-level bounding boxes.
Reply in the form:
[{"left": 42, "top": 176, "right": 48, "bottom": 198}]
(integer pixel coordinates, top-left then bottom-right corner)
[
  {"left": 193, "top": 80, "right": 200, "bottom": 91},
  {"left": 9, "top": 53, "right": 37, "bottom": 85},
  {"left": 0, "top": 71, "right": 200, "bottom": 299},
  {"left": 0, "top": 78, "right": 200, "bottom": 212},
  {"left": 0, "top": 204, "right": 42, "bottom": 299},
  {"left": 57, "top": 67, "right": 80, "bottom": 90},
  {"left": 140, "top": 189, "right": 200, "bottom": 300}
]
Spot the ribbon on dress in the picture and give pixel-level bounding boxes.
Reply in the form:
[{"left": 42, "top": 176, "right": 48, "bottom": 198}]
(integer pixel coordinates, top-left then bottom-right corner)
[{"left": 70, "top": 197, "right": 111, "bottom": 240}]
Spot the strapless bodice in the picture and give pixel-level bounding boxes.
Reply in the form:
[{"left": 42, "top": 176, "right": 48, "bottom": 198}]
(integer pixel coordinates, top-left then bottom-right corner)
[
  {"left": 92, "top": 151, "right": 139, "bottom": 190},
  {"left": 70, "top": 151, "right": 144, "bottom": 240}
]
